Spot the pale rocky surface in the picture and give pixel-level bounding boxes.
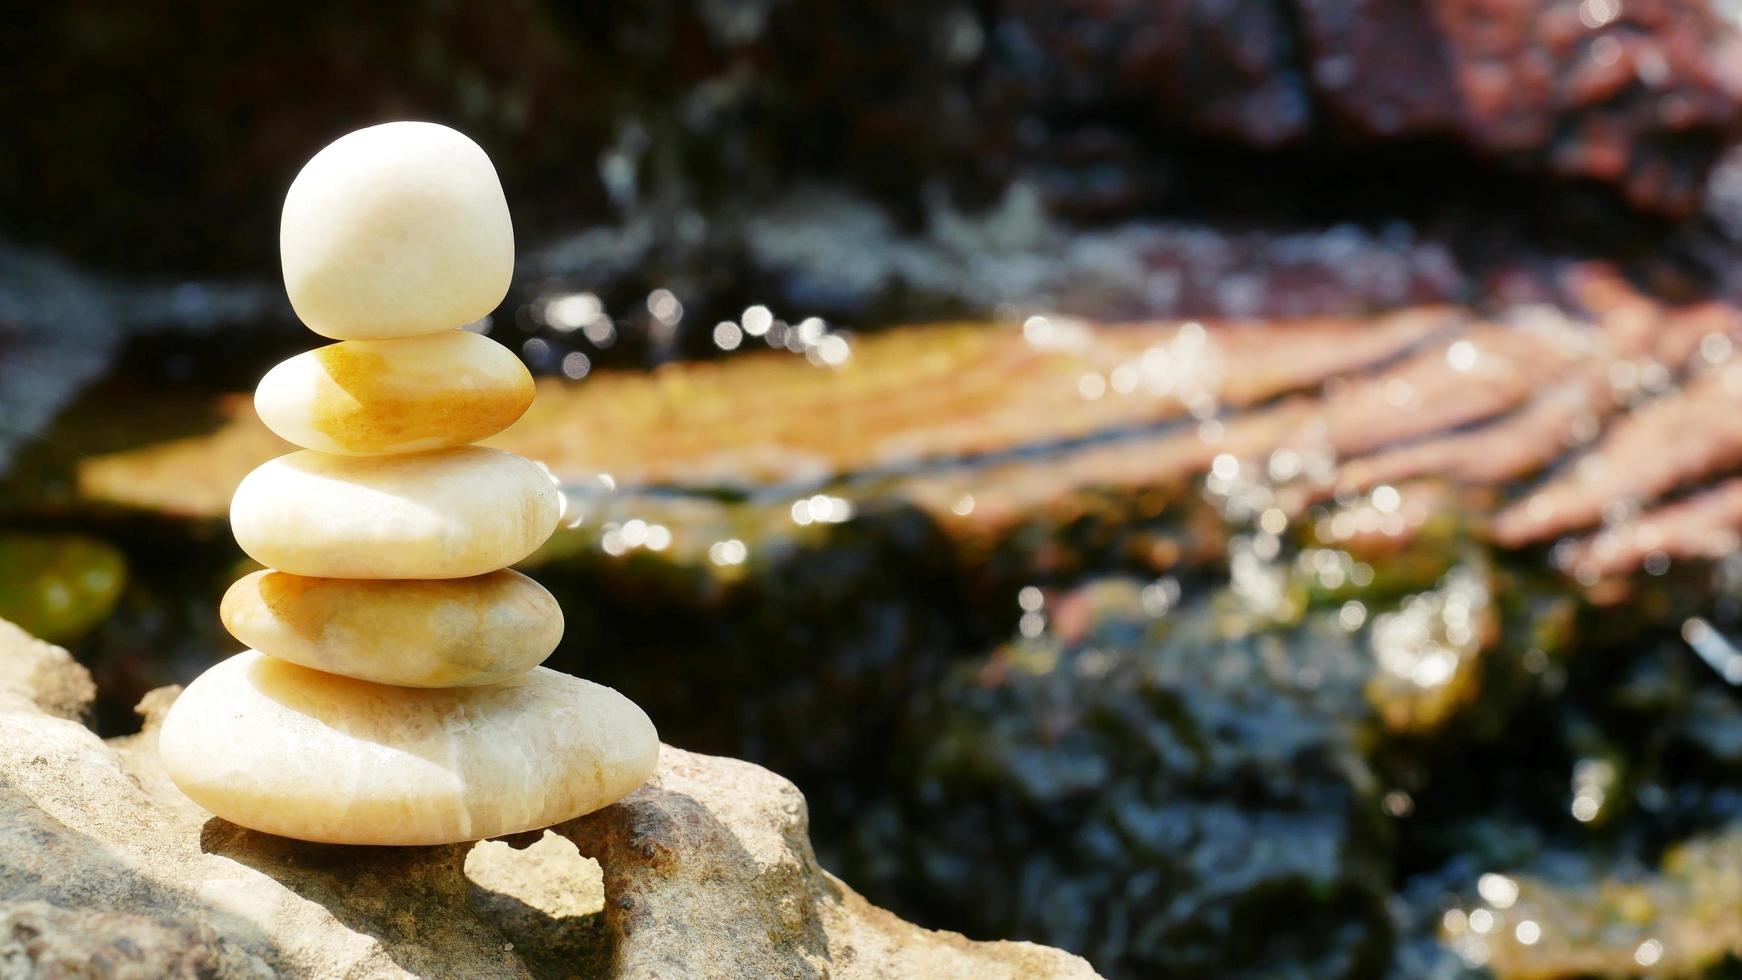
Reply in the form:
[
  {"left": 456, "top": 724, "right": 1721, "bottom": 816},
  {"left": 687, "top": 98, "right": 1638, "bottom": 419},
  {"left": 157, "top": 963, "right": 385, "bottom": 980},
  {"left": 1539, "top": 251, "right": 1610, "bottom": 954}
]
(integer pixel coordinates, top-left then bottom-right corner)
[
  {"left": 230, "top": 446, "right": 561, "bottom": 579},
  {"left": 159, "top": 651, "right": 658, "bottom": 845},
  {"left": 0, "top": 622, "right": 1096, "bottom": 978},
  {"left": 221, "top": 569, "right": 562, "bottom": 687},
  {"left": 254, "top": 330, "right": 534, "bottom": 456},
  {"left": 280, "top": 122, "right": 513, "bottom": 341},
  {"left": 0, "top": 618, "right": 95, "bottom": 721}
]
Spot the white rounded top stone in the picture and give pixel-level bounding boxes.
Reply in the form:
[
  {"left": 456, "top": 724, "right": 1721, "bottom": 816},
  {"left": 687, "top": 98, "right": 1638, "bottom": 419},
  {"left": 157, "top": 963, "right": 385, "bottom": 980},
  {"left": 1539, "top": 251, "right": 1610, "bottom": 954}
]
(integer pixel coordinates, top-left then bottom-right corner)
[{"left": 281, "top": 121, "right": 514, "bottom": 340}]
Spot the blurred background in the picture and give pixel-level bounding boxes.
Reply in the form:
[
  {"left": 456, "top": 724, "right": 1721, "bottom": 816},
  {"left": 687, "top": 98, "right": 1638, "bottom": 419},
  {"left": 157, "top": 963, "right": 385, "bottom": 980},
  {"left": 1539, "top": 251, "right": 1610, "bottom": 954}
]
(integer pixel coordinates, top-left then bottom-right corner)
[{"left": 8, "top": 2, "right": 1742, "bottom": 976}]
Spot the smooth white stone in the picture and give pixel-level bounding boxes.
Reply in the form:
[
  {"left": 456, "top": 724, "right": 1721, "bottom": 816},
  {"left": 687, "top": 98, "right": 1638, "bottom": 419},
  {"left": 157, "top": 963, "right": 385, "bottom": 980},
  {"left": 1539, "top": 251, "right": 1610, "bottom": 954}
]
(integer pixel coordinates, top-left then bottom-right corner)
[
  {"left": 221, "top": 569, "right": 563, "bottom": 688},
  {"left": 254, "top": 330, "right": 535, "bottom": 456},
  {"left": 159, "top": 651, "right": 658, "bottom": 845},
  {"left": 230, "top": 447, "right": 560, "bottom": 579},
  {"left": 281, "top": 121, "right": 513, "bottom": 340}
]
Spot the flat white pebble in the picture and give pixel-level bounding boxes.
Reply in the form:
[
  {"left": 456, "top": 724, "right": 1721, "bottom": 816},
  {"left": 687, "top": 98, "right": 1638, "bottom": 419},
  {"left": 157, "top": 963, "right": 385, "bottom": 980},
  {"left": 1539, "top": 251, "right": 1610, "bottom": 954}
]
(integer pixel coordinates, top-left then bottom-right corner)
[
  {"left": 230, "top": 446, "right": 560, "bottom": 579},
  {"left": 221, "top": 569, "right": 563, "bottom": 687},
  {"left": 160, "top": 651, "right": 658, "bottom": 845}
]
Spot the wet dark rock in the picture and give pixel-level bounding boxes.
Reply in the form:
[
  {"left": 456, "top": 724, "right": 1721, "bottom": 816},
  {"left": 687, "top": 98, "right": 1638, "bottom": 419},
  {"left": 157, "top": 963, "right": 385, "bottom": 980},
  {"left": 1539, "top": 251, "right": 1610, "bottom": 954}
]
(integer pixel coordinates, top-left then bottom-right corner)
[
  {"left": 998, "top": 0, "right": 1316, "bottom": 149},
  {"left": 1001, "top": 0, "right": 1742, "bottom": 216},
  {"left": 0, "top": 247, "right": 116, "bottom": 472},
  {"left": 1378, "top": 623, "right": 1742, "bottom": 979},
  {"left": 831, "top": 548, "right": 1742, "bottom": 978},
  {"left": 723, "top": 188, "right": 1467, "bottom": 321},
  {"left": 0, "top": 1, "right": 982, "bottom": 276},
  {"left": 7, "top": 0, "right": 1740, "bottom": 303},
  {"left": 836, "top": 579, "right": 1400, "bottom": 978}
]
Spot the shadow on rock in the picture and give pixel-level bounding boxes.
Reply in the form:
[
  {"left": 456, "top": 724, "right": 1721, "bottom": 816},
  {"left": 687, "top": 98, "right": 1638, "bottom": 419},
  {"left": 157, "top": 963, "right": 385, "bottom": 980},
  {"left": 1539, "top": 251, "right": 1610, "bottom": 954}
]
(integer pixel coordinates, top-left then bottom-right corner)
[{"left": 197, "top": 819, "right": 528, "bottom": 979}]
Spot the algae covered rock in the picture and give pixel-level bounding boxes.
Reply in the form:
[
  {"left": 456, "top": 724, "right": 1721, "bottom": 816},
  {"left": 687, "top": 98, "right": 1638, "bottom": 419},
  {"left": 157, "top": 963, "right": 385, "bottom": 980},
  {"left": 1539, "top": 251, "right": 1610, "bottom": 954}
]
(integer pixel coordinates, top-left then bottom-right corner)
[
  {"left": 0, "top": 533, "right": 125, "bottom": 644},
  {"left": 0, "top": 618, "right": 1095, "bottom": 978},
  {"left": 831, "top": 558, "right": 1742, "bottom": 979},
  {"left": 829, "top": 553, "right": 1742, "bottom": 978}
]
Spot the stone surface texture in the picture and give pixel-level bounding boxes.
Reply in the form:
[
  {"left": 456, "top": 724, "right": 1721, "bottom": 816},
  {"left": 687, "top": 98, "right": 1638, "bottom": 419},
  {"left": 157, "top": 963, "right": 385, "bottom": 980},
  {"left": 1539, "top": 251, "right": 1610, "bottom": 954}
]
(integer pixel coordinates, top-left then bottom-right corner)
[
  {"left": 0, "top": 622, "right": 1096, "bottom": 978},
  {"left": 220, "top": 569, "right": 562, "bottom": 688}
]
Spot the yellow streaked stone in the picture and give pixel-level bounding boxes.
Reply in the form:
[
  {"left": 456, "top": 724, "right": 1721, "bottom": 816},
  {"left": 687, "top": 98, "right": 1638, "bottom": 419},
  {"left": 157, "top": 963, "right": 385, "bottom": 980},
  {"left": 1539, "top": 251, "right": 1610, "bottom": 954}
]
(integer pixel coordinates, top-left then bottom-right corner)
[{"left": 254, "top": 330, "right": 533, "bottom": 456}]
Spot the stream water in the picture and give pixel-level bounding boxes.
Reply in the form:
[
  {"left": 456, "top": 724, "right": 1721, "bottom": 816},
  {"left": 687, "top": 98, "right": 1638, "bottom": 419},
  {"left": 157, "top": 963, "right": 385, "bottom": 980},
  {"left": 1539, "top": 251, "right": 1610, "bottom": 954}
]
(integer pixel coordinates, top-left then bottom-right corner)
[{"left": 9, "top": 252, "right": 1742, "bottom": 976}]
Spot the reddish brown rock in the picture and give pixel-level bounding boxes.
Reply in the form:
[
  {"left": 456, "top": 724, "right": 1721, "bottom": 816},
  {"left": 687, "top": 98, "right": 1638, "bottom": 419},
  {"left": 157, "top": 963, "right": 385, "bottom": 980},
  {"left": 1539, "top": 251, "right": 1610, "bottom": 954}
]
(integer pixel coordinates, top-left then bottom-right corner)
[
  {"left": 1563, "top": 477, "right": 1742, "bottom": 585},
  {"left": 60, "top": 263, "right": 1742, "bottom": 597},
  {"left": 1009, "top": 0, "right": 1742, "bottom": 214},
  {"left": 1492, "top": 358, "right": 1742, "bottom": 548}
]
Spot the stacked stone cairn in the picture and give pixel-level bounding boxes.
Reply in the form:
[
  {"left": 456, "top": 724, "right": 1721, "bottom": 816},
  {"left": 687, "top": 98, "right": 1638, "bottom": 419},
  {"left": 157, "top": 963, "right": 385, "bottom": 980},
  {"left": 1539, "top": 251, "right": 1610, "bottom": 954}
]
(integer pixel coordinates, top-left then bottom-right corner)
[{"left": 160, "top": 122, "right": 658, "bottom": 845}]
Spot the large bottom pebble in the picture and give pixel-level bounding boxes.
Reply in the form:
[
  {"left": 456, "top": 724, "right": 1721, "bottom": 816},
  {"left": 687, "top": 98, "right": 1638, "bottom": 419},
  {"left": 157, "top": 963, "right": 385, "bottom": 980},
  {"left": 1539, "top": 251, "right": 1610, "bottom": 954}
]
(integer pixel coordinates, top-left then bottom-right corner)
[{"left": 160, "top": 651, "right": 658, "bottom": 845}]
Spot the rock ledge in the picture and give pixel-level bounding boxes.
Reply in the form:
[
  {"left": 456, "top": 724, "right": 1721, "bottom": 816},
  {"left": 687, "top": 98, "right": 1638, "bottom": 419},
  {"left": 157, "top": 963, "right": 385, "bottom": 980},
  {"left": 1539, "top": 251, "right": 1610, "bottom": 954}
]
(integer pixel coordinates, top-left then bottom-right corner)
[{"left": 0, "top": 618, "right": 1094, "bottom": 979}]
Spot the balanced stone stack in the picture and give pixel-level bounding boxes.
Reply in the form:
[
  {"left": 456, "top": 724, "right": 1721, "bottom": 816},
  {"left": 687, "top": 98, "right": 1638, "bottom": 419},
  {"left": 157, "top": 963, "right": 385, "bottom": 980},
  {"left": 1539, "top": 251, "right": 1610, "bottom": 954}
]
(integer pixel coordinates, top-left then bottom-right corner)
[{"left": 159, "top": 122, "right": 658, "bottom": 846}]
